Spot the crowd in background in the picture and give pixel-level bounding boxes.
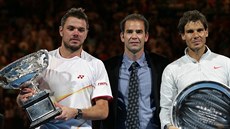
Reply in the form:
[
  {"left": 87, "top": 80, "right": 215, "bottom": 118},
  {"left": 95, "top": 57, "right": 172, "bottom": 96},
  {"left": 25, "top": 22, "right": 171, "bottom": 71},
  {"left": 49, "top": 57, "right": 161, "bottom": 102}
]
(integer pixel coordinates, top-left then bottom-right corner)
[{"left": 0, "top": 0, "right": 230, "bottom": 128}]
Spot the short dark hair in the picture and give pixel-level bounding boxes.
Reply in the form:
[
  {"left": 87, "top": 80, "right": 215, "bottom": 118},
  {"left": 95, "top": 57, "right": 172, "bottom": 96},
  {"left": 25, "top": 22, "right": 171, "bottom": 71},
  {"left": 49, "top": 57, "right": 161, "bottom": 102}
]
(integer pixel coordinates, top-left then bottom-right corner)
[
  {"left": 120, "top": 13, "right": 149, "bottom": 33},
  {"left": 60, "top": 7, "right": 89, "bottom": 29},
  {"left": 177, "top": 10, "right": 208, "bottom": 34}
]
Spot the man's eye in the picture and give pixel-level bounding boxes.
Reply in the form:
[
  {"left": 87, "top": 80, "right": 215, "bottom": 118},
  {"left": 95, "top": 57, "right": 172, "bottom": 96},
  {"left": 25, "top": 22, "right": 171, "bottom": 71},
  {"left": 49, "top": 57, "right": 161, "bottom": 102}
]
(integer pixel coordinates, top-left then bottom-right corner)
[
  {"left": 136, "top": 30, "right": 143, "bottom": 34},
  {"left": 78, "top": 28, "right": 85, "bottom": 32},
  {"left": 126, "top": 30, "right": 133, "bottom": 34},
  {"left": 68, "top": 27, "right": 74, "bottom": 31},
  {"left": 197, "top": 28, "right": 204, "bottom": 32},
  {"left": 186, "top": 30, "right": 194, "bottom": 33}
]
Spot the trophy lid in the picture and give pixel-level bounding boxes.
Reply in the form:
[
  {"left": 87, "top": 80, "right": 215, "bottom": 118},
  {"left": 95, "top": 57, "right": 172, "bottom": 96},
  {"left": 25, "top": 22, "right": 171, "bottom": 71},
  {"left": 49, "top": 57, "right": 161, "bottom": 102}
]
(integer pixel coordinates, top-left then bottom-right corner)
[{"left": 0, "top": 49, "right": 49, "bottom": 89}]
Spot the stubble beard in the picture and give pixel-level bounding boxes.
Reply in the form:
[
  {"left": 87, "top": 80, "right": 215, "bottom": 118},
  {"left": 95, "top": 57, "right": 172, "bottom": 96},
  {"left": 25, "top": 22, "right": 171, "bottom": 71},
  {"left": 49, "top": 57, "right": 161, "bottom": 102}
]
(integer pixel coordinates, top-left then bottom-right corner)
[
  {"left": 192, "top": 48, "right": 199, "bottom": 55},
  {"left": 191, "top": 44, "right": 204, "bottom": 55},
  {"left": 63, "top": 41, "right": 82, "bottom": 52}
]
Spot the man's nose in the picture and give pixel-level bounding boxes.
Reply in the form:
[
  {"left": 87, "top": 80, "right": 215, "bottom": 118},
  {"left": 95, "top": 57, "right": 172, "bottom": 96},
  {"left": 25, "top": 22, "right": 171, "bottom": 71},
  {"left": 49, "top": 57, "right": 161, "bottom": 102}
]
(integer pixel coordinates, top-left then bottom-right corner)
[
  {"left": 73, "top": 29, "right": 80, "bottom": 35},
  {"left": 131, "top": 32, "right": 138, "bottom": 38},
  {"left": 193, "top": 31, "right": 199, "bottom": 37}
]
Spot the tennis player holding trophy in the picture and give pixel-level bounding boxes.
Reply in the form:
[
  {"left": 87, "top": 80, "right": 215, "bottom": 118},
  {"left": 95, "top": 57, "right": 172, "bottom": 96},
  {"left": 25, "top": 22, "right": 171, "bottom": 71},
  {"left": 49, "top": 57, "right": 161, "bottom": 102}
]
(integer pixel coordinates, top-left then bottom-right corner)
[{"left": 160, "top": 10, "right": 230, "bottom": 129}]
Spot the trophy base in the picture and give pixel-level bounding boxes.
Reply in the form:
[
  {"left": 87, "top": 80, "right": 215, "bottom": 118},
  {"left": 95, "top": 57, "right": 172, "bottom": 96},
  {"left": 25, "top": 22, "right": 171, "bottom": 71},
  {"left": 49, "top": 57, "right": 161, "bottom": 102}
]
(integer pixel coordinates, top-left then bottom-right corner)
[
  {"left": 22, "top": 91, "right": 61, "bottom": 129},
  {"left": 30, "top": 108, "right": 61, "bottom": 129}
]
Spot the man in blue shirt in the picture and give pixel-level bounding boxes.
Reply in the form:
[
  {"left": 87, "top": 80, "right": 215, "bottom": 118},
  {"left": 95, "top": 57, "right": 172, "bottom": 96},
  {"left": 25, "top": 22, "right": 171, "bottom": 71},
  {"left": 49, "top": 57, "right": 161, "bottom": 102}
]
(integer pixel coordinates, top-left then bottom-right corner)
[{"left": 100, "top": 13, "right": 169, "bottom": 129}]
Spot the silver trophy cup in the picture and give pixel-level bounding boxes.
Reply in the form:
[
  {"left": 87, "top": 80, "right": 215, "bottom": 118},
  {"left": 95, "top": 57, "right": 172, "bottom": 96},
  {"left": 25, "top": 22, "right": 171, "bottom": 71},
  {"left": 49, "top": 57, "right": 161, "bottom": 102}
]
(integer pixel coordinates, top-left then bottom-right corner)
[
  {"left": 0, "top": 49, "right": 61, "bottom": 129},
  {"left": 171, "top": 81, "right": 230, "bottom": 129}
]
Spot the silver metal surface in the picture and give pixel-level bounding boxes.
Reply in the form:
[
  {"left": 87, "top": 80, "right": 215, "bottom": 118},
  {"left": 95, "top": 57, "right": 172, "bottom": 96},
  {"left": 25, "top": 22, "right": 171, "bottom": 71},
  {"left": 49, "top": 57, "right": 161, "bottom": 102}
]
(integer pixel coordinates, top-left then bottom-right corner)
[
  {"left": 0, "top": 49, "right": 61, "bottom": 128},
  {"left": 171, "top": 81, "right": 230, "bottom": 129},
  {"left": 0, "top": 49, "right": 49, "bottom": 89}
]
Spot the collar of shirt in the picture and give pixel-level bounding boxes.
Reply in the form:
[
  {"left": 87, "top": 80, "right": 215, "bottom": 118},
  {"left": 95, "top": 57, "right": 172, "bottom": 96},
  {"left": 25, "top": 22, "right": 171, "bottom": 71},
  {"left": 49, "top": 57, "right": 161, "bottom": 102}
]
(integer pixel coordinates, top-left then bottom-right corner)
[
  {"left": 184, "top": 45, "right": 211, "bottom": 63},
  {"left": 122, "top": 53, "right": 147, "bottom": 70}
]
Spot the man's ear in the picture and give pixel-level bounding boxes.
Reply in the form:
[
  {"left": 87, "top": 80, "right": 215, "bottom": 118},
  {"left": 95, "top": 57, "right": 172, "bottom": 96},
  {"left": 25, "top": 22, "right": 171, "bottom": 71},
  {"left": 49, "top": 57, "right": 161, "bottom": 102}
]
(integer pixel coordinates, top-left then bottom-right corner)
[
  {"left": 205, "top": 28, "right": 208, "bottom": 37},
  {"left": 120, "top": 32, "right": 124, "bottom": 42},
  {"left": 59, "top": 26, "right": 63, "bottom": 37},
  {"left": 181, "top": 33, "right": 185, "bottom": 40},
  {"left": 145, "top": 32, "right": 149, "bottom": 42}
]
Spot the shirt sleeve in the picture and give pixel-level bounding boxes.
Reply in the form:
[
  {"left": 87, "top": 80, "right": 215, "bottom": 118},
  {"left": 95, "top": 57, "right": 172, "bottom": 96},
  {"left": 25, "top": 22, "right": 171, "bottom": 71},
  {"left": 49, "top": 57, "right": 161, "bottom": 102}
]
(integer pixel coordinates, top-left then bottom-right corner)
[
  {"left": 90, "top": 59, "right": 113, "bottom": 101},
  {"left": 159, "top": 65, "right": 178, "bottom": 129},
  {"left": 226, "top": 57, "right": 230, "bottom": 86}
]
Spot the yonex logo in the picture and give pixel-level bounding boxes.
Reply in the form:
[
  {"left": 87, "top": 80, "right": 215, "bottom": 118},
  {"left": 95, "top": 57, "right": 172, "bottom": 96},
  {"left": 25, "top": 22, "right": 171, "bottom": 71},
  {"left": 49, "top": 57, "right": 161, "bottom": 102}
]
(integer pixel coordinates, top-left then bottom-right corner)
[{"left": 77, "top": 75, "right": 84, "bottom": 79}]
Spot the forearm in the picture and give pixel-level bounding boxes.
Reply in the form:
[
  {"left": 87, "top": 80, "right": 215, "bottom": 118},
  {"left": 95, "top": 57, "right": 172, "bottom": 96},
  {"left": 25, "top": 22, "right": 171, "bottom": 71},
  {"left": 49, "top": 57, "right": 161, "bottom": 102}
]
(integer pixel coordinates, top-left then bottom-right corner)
[
  {"left": 56, "top": 98, "right": 109, "bottom": 121},
  {"left": 81, "top": 98, "right": 109, "bottom": 120},
  {"left": 160, "top": 83, "right": 174, "bottom": 128},
  {"left": 159, "top": 107, "right": 171, "bottom": 129},
  {"left": 160, "top": 69, "right": 178, "bottom": 128}
]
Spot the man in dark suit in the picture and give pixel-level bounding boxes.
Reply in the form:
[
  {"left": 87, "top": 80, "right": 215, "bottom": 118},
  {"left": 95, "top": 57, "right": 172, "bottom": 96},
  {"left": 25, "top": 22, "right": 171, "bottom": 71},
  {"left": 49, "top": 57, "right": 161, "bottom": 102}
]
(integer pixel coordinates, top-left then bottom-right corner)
[{"left": 101, "top": 13, "right": 169, "bottom": 129}]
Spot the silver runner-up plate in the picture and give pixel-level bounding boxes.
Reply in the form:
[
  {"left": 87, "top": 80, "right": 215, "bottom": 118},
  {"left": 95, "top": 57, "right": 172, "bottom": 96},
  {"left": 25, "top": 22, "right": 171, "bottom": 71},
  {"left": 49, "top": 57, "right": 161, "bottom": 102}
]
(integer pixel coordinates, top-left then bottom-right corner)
[
  {"left": 171, "top": 81, "right": 230, "bottom": 129},
  {"left": 0, "top": 49, "right": 61, "bottom": 129}
]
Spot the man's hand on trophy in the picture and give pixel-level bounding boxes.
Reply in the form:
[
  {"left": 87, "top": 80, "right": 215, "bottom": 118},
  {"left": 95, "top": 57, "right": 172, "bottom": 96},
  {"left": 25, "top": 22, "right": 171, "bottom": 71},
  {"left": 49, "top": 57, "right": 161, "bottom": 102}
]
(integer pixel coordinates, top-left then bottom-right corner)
[
  {"left": 54, "top": 103, "right": 77, "bottom": 121},
  {"left": 167, "top": 125, "right": 181, "bottom": 129},
  {"left": 17, "top": 81, "right": 36, "bottom": 105},
  {"left": 164, "top": 124, "right": 181, "bottom": 129},
  {"left": 169, "top": 126, "right": 180, "bottom": 129},
  {"left": 18, "top": 87, "right": 36, "bottom": 103}
]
